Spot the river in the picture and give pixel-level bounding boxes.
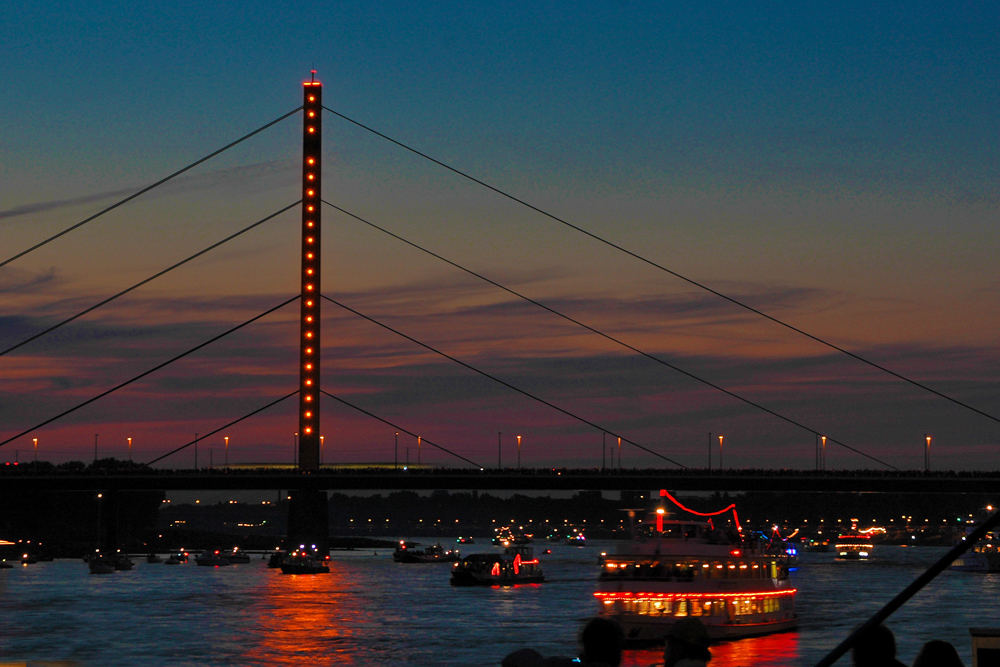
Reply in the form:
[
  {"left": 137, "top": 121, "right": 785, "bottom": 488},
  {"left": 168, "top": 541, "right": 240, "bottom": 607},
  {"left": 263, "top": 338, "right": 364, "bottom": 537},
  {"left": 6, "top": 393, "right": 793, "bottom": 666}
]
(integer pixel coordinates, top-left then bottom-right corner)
[{"left": 1, "top": 543, "right": 996, "bottom": 666}]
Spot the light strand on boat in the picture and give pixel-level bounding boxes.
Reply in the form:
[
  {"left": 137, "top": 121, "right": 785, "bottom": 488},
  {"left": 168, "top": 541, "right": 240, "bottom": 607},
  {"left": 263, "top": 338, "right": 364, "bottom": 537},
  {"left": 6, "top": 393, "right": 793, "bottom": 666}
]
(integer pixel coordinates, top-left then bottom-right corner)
[
  {"left": 594, "top": 589, "right": 796, "bottom": 601},
  {"left": 659, "top": 489, "right": 742, "bottom": 532}
]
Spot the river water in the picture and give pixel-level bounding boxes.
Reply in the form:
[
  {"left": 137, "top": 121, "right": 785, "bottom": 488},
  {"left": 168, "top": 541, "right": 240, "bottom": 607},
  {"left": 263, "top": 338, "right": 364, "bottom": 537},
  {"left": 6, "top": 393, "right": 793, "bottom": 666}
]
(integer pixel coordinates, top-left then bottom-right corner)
[{"left": 1, "top": 543, "right": 996, "bottom": 666}]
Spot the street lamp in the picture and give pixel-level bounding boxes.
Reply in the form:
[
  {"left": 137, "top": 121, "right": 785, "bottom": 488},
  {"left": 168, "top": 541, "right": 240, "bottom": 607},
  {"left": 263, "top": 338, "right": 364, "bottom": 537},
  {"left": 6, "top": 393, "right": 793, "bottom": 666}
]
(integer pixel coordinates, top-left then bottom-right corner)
[
  {"left": 320, "top": 435, "right": 324, "bottom": 465},
  {"left": 718, "top": 435, "right": 724, "bottom": 469},
  {"left": 821, "top": 436, "right": 827, "bottom": 471},
  {"left": 498, "top": 432, "right": 502, "bottom": 469},
  {"left": 294, "top": 432, "right": 298, "bottom": 466},
  {"left": 94, "top": 433, "right": 98, "bottom": 463},
  {"left": 417, "top": 436, "right": 421, "bottom": 465},
  {"left": 224, "top": 436, "right": 229, "bottom": 469},
  {"left": 517, "top": 435, "right": 521, "bottom": 469},
  {"left": 395, "top": 432, "right": 399, "bottom": 471},
  {"left": 925, "top": 434, "right": 931, "bottom": 472},
  {"left": 618, "top": 436, "right": 622, "bottom": 471},
  {"left": 33, "top": 438, "right": 37, "bottom": 462},
  {"left": 127, "top": 437, "right": 132, "bottom": 462},
  {"left": 194, "top": 433, "right": 199, "bottom": 470}
]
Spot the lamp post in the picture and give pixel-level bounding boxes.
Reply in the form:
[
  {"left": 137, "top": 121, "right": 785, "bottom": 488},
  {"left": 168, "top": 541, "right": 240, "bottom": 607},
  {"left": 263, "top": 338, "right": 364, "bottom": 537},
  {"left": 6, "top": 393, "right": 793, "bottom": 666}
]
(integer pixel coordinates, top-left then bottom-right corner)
[
  {"left": 127, "top": 437, "right": 132, "bottom": 462},
  {"left": 417, "top": 436, "right": 421, "bottom": 465},
  {"left": 96, "top": 493, "right": 103, "bottom": 551},
  {"left": 395, "top": 432, "right": 399, "bottom": 471},
  {"left": 618, "top": 436, "right": 622, "bottom": 471},
  {"left": 320, "top": 435, "right": 324, "bottom": 465},
  {"left": 33, "top": 438, "right": 37, "bottom": 462},
  {"left": 925, "top": 434, "right": 931, "bottom": 472},
  {"left": 498, "top": 432, "right": 502, "bottom": 469},
  {"left": 194, "top": 433, "right": 199, "bottom": 470},
  {"left": 821, "top": 436, "right": 827, "bottom": 471},
  {"left": 94, "top": 433, "right": 98, "bottom": 463},
  {"left": 294, "top": 432, "right": 298, "bottom": 466},
  {"left": 718, "top": 435, "right": 724, "bottom": 469},
  {"left": 224, "top": 436, "right": 229, "bottom": 469},
  {"left": 517, "top": 435, "right": 521, "bottom": 469}
]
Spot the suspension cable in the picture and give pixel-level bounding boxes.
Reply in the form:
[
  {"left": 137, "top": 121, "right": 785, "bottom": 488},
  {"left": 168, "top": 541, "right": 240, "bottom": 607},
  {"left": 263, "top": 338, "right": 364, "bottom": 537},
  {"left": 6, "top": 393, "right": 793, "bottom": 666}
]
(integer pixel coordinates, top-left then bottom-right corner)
[
  {"left": 323, "top": 200, "right": 897, "bottom": 470},
  {"left": 145, "top": 390, "right": 299, "bottom": 465},
  {"left": 1, "top": 106, "right": 303, "bottom": 269},
  {"left": 322, "top": 106, "right": 998, "bottom": 427},
  {"left": 319, "top": 389, "right": 483, "bottom": 469},
  {"left": 0, "top": 296, "right": 299, "bottom": 448},
  {"left": 320, "top": 293, "right": 685, "bottom": 468},
  {"left": 2, "top": 202, "right": 300, "bottom": 358}
]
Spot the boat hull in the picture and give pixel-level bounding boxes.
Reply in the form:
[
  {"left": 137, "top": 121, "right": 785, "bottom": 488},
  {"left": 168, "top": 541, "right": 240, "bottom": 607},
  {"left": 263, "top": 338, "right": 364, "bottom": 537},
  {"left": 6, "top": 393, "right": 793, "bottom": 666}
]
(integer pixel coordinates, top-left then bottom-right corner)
[
  {"left": 951, "top": 552, "right": 1000, "bottom": 572},
  {"left": 609, "top": 613, "right": 798, "bottom": 644}
]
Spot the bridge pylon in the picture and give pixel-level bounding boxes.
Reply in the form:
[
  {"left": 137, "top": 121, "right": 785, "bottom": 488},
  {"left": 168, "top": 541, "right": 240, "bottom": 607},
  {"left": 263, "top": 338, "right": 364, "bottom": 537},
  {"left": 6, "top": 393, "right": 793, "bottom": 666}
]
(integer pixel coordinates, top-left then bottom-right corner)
[{"left": 287, "top": 73, "right": 329, "bottom": 557}]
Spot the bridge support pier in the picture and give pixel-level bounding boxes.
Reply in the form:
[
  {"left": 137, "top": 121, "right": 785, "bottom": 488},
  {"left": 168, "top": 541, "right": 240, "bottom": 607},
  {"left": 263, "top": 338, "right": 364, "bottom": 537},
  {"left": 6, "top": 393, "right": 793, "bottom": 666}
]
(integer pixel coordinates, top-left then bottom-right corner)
[{"left": 286, "top": 489, "right": 329, "bottom": 557}]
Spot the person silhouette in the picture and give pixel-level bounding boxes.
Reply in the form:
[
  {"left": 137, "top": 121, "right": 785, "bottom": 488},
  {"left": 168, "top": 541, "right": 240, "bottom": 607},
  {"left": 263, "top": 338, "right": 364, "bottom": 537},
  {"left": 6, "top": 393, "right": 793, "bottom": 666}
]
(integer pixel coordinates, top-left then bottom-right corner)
[
  {"left": 912, "top": 640, "right": 964, "bottom": 667},
  {"left": 852, "top": 623, "right": 906, "bottom": 667},
  {"left": 663, "top": 617, "right": 712, "bottom": 667}
]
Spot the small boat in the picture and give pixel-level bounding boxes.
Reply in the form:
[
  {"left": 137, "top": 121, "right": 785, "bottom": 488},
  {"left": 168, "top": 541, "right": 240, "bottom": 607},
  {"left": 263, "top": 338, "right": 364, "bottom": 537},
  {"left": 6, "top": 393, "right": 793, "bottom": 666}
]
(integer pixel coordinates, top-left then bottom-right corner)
[
  {"left": 0, "top": 560, "right": 13, "bottom": 569},
  {"left": 451, "top": 545, "right": 544, "bottom": 586},
  {"left": 595, "top": 495, "right": 797, "bottom": 643},
  {"left": 113, "top": 554, "right": 134, "bottom": 571},
  {"left": 392, "top": 541, "right": 421, "bottom": 562},
  {"left": 456, "top": 536, "right": 475, "bottom": 545},
  {"left": 20, "top": 553, "right": 37, "bottom": 565},
  {"left": 267, "top": 551, "right": 288, "bottom": 569},
  {"left": 89, "top": 554, "right": 115, "bottom": 575},
  {"left": 146, "top": 553, "right": 163, "bottom": 564},
  {"left": 222, "top": 547, "right": 251, "bottom": 564},
  {"left": 395, "top": 541, "right": 460, "bottom": 564},
  {"left": 566, "top": 533, "right": 587, "bottom": 547},
  {"left": 491, "top": 526, "right": 532, "bottom": 546},
  {"left": 195, "top": 550, "right": 231, "bottom": 567},
  {"left": 280, "top": 549, "right": 330, "bottom": 575}
]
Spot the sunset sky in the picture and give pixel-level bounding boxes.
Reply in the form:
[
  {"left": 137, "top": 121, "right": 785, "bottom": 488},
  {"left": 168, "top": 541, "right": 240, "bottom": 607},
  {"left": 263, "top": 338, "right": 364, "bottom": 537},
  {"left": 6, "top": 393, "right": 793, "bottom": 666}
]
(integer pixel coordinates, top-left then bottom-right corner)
[{"left": 2, "top": 2, "right": 998, "bottom": 471}]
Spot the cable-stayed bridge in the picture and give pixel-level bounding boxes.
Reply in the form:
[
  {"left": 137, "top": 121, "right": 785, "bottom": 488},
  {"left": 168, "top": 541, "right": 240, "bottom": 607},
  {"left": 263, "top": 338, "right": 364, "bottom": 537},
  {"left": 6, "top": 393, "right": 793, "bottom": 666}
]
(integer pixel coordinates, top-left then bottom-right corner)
[{"left": 3, "top": 75, "right": 998, "bottom": 548}]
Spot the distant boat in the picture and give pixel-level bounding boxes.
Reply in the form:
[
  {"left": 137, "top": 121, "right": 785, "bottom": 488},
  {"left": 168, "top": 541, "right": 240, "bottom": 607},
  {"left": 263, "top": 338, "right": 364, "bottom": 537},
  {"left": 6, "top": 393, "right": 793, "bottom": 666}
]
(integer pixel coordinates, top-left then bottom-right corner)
[
  {"left": 395, "top": 542, "right": 460, "bottom": 564},
  {"left": 566, "top": 533, "right": 587, "bottom": 547},
  {"left": 0, "top": 560, "right": 13, "bottom": 569},
  {"left": 267, "top": 551, "right": 288, "bottom": 569},
  {"left": 952, "top": 529, "right": 1000, "bottom": 572},
  {"left": 222, "top": 547, "right": 251, "bottom": 564},
  {"left": 113, "top": 554, "right": 134, "bottom": 571},
  {"left": 280, "top": 549, "right": 330, "bottom": 575},
  {"left": 835, "top": 532, "right": 873, "bottom": 560},
  {"left": 451, "top": 545, "right": 544, "bottom": 586},
  {"left": 456, "top": 536, "right": 475, "bottom": 544},
  {"left": 147, "top": 553, "right": 163, "bottom": 564},
  {"left": 89, "top": 554, "right": 115, "bottom": 575},
  {"left": 195, "top": 550, "right": 231, "bottom": 567}
]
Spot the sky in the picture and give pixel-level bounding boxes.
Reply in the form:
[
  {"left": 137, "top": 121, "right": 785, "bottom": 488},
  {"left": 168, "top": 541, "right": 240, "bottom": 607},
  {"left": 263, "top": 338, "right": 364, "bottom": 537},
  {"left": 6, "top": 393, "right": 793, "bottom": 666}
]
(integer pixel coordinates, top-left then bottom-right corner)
[{"left": 1, "top": 1, "right": 998, "bottom": 471}]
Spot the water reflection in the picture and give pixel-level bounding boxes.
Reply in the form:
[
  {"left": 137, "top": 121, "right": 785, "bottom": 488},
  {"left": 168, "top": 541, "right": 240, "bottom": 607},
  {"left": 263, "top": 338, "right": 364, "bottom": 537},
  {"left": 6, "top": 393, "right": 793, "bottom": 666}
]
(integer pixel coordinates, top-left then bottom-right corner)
[
  {"left": 250, "top": 562, "right": 371, "bottom": 665},
  {"left": 619, "top": 631, "right": 799, "bottom": 667}
]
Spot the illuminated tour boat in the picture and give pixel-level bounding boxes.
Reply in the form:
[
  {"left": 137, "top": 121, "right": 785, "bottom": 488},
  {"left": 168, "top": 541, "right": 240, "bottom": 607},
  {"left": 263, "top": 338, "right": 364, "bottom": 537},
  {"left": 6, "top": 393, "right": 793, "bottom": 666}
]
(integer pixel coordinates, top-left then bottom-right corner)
[
  {"left": 835, "top": 523, "right": 875, "bottom": 560},
  {"left": 451, "top": 545, "right": 544, "bottom": 586},
  {"left": 952, "top": 527, "right": 1000, "bottom": 572},
  {"left": 594, "top": 491, "right": 797, "bottom": 643}
]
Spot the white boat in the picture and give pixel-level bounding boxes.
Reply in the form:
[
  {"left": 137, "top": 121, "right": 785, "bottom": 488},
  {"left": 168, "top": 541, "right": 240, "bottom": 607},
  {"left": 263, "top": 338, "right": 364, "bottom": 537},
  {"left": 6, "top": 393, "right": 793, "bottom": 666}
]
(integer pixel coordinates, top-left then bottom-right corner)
[
  {"left": 952, "top": 530, "right": 1000, "bottom": 572},
  {"left": 594, "top": 516, "right": 797, "bottom": 643}
]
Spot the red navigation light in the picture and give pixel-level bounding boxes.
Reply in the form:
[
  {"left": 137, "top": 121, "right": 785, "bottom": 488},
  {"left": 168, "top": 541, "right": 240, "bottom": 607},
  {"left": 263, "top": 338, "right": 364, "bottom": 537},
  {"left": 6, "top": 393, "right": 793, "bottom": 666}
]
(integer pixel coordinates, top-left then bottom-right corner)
[{"left": 730, "top": 549, "right": 742, "bottom": 556}]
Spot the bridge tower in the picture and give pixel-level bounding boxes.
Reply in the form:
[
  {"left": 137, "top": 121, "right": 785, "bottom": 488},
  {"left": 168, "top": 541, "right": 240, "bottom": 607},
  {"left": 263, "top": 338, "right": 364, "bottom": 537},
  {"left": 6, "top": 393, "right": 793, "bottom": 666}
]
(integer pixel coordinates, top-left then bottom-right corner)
[
  {"left": 299, "top": 73, "right": 322, "bottom": 471},
  {"left": 288, "top": 73, "right": 329, "bottom": 556}
]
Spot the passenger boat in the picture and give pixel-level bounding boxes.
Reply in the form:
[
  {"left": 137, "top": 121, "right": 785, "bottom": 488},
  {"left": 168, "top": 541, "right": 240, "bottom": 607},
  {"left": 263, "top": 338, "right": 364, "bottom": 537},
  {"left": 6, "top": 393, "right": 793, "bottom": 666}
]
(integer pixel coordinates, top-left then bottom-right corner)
[
  {"left": 450, "top": 545, "right": 544, "bottom": 586},
  {"left": 394, "top": 541, "right": 460, "bottom": 563},
  {"left": 195, "top": 549, "right": 231, "bottom": 566},
  {"left": 834, "top": 532, "right": 873, "bottom": 560},
  {"left": 594, "top": 493, "right": 797, "bottom": 643},
  {"left": 279, "top": 549, "right": 330, "bottom": 574}
]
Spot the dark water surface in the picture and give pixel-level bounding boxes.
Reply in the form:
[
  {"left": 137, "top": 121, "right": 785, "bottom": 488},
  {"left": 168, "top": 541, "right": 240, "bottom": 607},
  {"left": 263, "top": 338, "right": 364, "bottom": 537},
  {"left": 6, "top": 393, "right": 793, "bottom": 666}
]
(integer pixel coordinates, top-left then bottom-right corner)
[{"left": 1, "top": 543, "right": 996, "bottom": 666}]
